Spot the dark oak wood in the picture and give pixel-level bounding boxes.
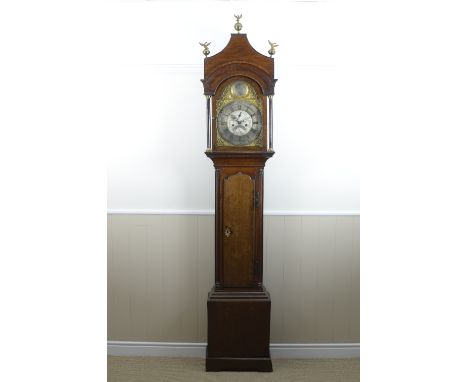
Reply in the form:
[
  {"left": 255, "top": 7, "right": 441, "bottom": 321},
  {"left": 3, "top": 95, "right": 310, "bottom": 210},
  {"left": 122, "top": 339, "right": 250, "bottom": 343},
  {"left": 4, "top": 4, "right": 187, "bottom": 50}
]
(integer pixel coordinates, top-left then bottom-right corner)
[
  {"left": 206, "top": 357, "right": 273, "bottom": 372},
  {"left": 202, "top": 34, "right": 276, "bottom": 96},
  {"left": 202, "top": 30, "right": 276, "bottom": 373},
  {"left": 206, "top": 287, "right": 272, "bottom": 372},
  {"left": 206, "top": 151, "right": 273, "bottom": 288},
  {"left": 222, "top": 172, "right": 254, "bottom": 287}
]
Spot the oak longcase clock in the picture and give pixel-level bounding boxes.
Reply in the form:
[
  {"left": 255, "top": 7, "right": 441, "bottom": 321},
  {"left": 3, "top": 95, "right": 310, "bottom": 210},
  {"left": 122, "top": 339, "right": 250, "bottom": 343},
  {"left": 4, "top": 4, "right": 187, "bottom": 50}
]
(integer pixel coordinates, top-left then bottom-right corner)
[{"left": 201, "top": 15, "right": 277, "bottom": 372}]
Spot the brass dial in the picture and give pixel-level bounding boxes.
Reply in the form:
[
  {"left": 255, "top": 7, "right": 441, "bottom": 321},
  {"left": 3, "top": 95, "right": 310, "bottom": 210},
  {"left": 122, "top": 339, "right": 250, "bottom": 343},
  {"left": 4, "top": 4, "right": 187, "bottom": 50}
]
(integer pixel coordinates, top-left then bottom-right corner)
[{"left": 217, "top": 101, "right": 262, "bottom": 145}]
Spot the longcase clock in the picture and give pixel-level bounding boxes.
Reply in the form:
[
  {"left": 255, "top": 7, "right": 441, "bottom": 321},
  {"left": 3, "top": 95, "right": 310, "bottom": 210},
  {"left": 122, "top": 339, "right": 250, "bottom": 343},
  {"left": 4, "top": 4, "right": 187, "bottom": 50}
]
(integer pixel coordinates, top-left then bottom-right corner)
[{"left": 200, "top": 16, "right": 277, "bottom": 372}]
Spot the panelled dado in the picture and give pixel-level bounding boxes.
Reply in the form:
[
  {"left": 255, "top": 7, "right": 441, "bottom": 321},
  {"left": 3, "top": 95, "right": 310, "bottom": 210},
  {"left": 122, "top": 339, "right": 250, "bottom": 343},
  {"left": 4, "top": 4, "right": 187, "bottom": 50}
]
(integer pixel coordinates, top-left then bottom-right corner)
[{"left": 107, "top": 214, "right": 360, "bottom": 344}]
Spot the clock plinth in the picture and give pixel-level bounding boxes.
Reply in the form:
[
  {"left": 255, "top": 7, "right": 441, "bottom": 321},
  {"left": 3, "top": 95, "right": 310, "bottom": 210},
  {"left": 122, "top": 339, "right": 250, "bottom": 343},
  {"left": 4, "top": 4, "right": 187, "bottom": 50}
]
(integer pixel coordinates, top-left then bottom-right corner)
[
  {"left": 206, "top": 287, "right": 272, "bottom": 372},
  {"left": 201, "top": 20, "right": 277, "bottom": 372}
]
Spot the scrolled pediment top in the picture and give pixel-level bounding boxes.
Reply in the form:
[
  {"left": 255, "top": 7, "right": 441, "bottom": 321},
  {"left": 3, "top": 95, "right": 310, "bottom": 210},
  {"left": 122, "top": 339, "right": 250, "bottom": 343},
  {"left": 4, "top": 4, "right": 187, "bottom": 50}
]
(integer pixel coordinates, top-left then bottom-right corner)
[{"left": 203, "top": 62, "right": 276, "bottom": 96}]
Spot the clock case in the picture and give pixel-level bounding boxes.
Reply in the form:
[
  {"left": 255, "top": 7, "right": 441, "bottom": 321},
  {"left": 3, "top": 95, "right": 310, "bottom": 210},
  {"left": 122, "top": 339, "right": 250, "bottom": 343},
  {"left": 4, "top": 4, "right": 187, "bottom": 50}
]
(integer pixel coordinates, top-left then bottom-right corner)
[{"left": 202, "top": 33, "right": 276, "bottom": 372}]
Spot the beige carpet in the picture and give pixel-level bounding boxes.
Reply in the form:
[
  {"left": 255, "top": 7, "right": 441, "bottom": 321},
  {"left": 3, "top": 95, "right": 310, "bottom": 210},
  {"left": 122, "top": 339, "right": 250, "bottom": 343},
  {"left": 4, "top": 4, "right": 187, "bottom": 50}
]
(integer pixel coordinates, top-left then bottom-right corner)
[{"left": 108, "top": 356, "right": 359, "bottom": 382}]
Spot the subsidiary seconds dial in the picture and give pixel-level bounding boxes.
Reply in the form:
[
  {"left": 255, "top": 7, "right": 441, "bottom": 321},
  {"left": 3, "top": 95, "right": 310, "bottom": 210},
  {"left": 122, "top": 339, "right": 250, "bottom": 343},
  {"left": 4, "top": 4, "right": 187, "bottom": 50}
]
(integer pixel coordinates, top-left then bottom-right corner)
[{"left": 217, "top": 100, "right": 262, "bottom": 146}]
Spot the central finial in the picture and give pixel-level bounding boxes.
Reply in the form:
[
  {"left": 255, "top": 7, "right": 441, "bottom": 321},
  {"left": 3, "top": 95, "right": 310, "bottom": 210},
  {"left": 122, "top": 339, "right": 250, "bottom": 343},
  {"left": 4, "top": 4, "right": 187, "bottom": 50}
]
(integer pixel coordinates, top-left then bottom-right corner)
[{"left": 234, "top": 14, "right": 242, "bottom": 33}]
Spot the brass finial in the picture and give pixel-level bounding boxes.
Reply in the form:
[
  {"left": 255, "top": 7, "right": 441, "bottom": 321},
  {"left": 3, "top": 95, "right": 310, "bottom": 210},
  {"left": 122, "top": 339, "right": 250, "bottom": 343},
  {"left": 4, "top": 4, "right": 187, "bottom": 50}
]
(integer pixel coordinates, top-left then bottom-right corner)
[
  {"left": 234, "top": 14, "right": 242, "bottom": 33},
  {"left": 268, "top": 40, "right": 278, "bottom": 57},
  {"left": 199, "top": 42, "right": 211, "bottom": 57}
]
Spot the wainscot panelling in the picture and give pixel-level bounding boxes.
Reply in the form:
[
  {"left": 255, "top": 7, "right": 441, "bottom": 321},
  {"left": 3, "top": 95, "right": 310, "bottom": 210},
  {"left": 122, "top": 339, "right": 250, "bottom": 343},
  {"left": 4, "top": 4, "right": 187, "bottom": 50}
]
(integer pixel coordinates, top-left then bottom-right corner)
[{"left": 108, "top": 214, "right": 359, "bottom": 343}]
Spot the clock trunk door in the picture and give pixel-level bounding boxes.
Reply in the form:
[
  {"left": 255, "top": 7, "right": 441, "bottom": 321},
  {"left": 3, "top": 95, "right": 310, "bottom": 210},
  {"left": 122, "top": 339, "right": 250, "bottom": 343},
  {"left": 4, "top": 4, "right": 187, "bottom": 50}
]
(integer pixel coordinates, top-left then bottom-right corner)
[{"left": 222, "top": 172, "right": 255, "bottom": 287}]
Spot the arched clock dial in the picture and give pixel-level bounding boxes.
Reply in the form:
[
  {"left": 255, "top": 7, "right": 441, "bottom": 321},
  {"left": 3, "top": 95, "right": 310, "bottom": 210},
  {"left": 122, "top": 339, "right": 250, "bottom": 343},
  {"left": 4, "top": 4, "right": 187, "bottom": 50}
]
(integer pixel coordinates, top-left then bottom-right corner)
[{"left": 217, "top": 100, "right": 262, "bottom": 145}]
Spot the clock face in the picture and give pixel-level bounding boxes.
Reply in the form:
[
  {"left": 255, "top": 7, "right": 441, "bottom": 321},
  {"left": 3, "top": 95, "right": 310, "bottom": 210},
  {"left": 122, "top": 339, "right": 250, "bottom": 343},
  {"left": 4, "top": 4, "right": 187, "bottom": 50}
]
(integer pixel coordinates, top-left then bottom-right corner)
[{"left": 217, "top": 100, "right": 262, "bottom": 146}]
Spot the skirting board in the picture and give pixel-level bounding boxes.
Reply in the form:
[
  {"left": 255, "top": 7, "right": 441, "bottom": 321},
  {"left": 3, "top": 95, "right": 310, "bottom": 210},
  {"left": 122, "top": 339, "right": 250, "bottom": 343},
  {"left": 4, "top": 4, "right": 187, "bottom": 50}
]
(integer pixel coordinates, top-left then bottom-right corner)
[{"left": 107, "top": 341, "right": 359, "bottom": 359}]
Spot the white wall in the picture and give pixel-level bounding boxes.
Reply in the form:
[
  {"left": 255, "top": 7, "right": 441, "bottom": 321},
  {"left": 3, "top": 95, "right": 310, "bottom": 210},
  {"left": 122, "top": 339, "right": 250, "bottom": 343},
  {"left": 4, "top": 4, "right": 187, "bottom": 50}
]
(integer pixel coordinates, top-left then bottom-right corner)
[{"left": 107, "top": 1, "right": 359, "bottom": 213}]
